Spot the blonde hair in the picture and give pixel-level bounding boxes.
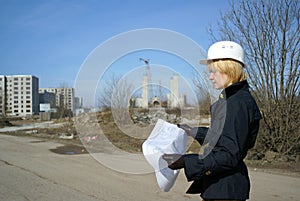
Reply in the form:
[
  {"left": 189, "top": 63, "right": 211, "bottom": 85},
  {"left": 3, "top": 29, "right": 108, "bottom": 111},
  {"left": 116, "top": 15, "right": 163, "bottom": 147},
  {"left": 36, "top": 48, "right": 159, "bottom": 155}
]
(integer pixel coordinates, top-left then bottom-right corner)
[{"left": 208, "top": 59, "right": 246, "bottom": 87}]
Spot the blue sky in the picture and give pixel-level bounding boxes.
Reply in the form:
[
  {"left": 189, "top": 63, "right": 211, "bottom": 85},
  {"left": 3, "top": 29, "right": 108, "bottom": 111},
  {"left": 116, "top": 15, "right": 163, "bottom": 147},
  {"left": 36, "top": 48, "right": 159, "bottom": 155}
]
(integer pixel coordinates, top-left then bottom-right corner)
[{"left": 0, "top": 0, "right": 232, "bottom": 106}]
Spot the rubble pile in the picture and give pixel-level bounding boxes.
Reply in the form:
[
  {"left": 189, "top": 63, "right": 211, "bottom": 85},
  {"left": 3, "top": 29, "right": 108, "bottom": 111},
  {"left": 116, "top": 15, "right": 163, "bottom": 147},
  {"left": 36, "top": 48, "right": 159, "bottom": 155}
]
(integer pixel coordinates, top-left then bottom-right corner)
[{"left": 131, "top": 109, "right": 179, "bottom": 125}]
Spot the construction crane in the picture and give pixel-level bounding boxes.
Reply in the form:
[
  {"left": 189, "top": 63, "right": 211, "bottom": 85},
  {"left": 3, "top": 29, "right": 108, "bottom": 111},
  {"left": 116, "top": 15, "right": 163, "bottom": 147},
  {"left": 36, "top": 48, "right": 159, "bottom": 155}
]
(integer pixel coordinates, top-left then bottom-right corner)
[
  {"left": 139, "top": 58, "right": 153, "bottom": 101},
  {"left": 139, "top": 58, "right": 150, "bottom": 76}
]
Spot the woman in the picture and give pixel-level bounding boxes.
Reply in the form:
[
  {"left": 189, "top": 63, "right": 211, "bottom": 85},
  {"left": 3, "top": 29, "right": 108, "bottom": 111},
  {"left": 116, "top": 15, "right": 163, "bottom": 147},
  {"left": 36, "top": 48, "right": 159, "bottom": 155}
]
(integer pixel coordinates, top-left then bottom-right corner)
[{"left": 163, "top": 41, "right": 262, "bottom": 201}]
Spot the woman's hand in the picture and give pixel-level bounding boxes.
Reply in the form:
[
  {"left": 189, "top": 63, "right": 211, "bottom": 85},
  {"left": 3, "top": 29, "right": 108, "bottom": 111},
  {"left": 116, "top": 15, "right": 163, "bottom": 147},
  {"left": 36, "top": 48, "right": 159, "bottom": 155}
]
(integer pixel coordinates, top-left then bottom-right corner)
[
  {"left": 162, "top": 154, "right": 185, "bottom": 170},
  {"left": 177, "top": 124, "right": 196, "bottom": 138}
]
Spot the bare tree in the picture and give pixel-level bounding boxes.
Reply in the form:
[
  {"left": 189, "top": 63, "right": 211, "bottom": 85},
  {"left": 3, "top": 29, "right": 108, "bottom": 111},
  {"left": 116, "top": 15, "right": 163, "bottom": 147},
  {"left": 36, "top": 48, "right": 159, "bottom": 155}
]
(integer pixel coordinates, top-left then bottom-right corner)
[
  {"left": 97, "top": 74, "right": 135, "bottom": 130},
  {"left": 192, "top": 71, "right": 211, "bottom": 115},
  {"left": 98, "top": 74, "right": 119, "bottom": 109},
  {"left": 58, "top": 82, "right": 70, "bottom": 88},
  {"left": 98, "top": 74, "right": 133, "bottom": 109},
  {"left": 208, "top": 0, "right": 300, "bottom": 156}
]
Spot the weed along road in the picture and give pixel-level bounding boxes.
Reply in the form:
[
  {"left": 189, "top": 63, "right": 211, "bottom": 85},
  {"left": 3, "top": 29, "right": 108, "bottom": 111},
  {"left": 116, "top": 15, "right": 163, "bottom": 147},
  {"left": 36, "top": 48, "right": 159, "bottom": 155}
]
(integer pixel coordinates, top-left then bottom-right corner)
[{"left": 0, "top": 134, "right": 299, "bottom": 201}]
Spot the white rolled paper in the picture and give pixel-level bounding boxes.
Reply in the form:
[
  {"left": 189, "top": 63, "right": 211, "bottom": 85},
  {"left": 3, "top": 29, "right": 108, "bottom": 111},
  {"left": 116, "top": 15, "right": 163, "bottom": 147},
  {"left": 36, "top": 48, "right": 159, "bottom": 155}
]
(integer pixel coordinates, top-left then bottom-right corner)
[{"left": 142, "top": 119, "right": 187, "bottom": 192}]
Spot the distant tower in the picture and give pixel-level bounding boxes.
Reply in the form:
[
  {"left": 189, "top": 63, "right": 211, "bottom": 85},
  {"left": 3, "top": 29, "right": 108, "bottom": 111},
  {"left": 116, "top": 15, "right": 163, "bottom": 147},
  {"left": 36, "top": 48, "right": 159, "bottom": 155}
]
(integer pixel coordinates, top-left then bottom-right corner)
[
  {"left": 140, "top": 58, "right": 152, "bottom": 108},
  {"left": 169, "top": 74, "right": 179, "bottom": 108},
  {"left": 141, "top": 75, "right": 148, "bottom": 108}
]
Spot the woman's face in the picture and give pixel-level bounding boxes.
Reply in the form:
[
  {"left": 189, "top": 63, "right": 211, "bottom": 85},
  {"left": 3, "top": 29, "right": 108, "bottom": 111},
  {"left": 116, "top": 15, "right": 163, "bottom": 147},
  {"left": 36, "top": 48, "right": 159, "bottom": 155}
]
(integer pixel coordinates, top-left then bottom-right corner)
[{"left": 209, "top": 70, "right": 229, "bottom": 90}]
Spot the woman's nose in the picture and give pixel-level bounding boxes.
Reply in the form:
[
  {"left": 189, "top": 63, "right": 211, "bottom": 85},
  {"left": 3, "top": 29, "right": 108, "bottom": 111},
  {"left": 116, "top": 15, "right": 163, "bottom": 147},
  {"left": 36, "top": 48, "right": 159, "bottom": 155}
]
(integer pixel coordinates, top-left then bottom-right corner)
[{"left": 209, "top": 73, "right": 214, "bottom": 80}]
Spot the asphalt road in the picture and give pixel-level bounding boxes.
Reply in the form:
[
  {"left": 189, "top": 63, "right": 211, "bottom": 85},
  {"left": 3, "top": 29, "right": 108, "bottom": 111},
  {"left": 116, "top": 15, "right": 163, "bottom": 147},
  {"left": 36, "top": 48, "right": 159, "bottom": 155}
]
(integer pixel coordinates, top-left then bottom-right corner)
[{"left": 0, "top": 134, "right": 299, "bottom": 201}]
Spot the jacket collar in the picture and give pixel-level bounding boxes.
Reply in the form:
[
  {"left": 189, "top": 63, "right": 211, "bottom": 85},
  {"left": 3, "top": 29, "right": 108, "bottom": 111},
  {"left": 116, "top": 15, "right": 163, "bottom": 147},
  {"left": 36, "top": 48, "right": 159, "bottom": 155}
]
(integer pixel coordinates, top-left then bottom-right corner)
[{"left": 220, "top": 80, "right": 249, "bottom": 99}]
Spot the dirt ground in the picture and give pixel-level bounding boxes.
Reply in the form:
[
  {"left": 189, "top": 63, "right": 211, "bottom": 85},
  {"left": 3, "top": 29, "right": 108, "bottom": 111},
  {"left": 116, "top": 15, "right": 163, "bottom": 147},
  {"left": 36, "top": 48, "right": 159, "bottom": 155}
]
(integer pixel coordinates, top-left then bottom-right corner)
[
  {"left": 3, "top": 132, "right": 299, "bottom": 178},
  {"left": 1, "top": 118, "right": 299, "bottom": 177},
  {"left": 1, "top": 133, "right": 300, "bottom": 201}
]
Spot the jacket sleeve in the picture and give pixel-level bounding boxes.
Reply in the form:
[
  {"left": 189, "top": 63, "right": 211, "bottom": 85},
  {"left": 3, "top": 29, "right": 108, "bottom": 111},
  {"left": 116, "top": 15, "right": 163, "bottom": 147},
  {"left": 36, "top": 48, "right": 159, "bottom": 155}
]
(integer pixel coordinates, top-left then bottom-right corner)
[
  {"left": 183, "top": 100, "right": 259, "bottom": 181},
  {"left": 193, "top": 127, "right": 209, "bottom": 145}
]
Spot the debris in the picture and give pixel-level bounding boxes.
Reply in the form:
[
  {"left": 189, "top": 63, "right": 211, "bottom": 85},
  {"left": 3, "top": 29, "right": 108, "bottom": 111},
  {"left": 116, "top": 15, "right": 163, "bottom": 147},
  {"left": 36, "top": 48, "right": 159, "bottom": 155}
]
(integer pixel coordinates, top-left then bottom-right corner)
[
  {"left": 59, "top": 133, "right": 74, "bottom": 139},
  {"left": 25, "top": 130, "right": 38, "bottom": 134},
  {"left": 82, "top": 135, "right": 99, "bottom": 142}
]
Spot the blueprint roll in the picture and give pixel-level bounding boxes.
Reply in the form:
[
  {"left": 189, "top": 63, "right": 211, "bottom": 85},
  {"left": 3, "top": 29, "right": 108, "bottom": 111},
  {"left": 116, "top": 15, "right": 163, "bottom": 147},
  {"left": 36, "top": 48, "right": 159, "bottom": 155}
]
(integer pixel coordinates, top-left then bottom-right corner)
[{"left": 142, "top": 119, "right": 187, "bottom": 192}]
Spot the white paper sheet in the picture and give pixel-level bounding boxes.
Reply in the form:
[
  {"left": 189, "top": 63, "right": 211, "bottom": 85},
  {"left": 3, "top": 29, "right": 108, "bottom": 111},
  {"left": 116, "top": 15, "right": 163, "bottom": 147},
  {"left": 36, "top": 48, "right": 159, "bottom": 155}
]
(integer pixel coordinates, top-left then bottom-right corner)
[{"left": 142, "top": 119, "right": 187, "bottom": 192}]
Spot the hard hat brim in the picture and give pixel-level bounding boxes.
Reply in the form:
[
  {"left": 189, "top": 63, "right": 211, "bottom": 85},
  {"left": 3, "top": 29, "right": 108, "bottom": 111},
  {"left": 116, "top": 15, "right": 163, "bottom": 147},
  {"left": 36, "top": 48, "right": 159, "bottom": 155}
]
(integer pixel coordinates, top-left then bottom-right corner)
[
  {"left": 199, "top": 59, "right": 211, "bottom": 65},
  {"left": 199, "top": 58, "right": 245, "bottom": 67}
]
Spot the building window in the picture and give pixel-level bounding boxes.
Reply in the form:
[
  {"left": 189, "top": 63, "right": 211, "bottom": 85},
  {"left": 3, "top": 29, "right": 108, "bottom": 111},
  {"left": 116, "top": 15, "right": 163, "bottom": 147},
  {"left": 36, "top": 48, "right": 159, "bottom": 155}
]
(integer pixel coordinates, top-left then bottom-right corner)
[{"left": 26, "top": 110, "right": 31, "bottom": 112}]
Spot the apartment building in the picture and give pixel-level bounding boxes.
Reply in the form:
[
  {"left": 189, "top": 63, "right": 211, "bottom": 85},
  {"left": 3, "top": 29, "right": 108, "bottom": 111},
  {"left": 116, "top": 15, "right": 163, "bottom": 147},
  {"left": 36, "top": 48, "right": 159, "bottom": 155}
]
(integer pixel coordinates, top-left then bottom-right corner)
[
  {"left": 39, "top": 90, "right": 56, "bottom": 107},
  {"left": 39, "top": 87, "right": 75, "bottom": 112},
  {"left": 0, "top": 75, "right": 39, "bottom": 116},
  {"left": 74, "top": 97, "right": 83, "bottom": 109},
  {"left": 0, "top": 75, "right": 6, "bottom": 115}
]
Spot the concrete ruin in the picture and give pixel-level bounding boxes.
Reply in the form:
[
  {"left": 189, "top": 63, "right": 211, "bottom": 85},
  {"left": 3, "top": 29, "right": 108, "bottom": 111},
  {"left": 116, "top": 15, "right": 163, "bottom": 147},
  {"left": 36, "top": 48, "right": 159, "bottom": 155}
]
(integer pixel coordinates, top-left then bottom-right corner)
[{"left": 134, "top": 60, "right": 186, "bottom": 109}]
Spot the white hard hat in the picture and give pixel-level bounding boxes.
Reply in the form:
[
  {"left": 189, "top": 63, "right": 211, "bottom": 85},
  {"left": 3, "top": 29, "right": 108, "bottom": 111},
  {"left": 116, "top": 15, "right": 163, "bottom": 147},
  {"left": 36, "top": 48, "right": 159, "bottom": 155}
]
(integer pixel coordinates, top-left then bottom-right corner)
[{"left": 200, "top": 41, "right": 245, "bottom": 67}]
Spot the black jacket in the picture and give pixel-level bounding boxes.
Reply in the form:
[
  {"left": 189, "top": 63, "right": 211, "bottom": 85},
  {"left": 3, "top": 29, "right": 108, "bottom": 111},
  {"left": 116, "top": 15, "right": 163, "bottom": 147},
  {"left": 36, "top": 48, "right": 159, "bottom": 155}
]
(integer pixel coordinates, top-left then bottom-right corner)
[{"left": 183, "top": 80, "right": 262, "bottom": 200}]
